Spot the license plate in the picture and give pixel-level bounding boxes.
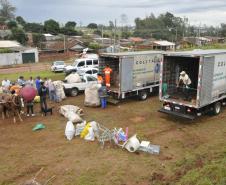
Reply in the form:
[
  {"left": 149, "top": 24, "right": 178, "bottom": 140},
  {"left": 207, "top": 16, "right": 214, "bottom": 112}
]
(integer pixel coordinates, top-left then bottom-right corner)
[{"left": 175, "top": 106, "right": 180, "bottom": 110}]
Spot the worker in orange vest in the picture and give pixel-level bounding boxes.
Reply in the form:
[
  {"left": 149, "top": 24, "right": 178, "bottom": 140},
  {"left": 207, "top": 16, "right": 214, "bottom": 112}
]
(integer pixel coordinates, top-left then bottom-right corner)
[
  {"left": 103, "top": 64, "right": 112, "bottom": 88},
  {"left": 97, "top": 73, "right": 103, "bottom": 84}
]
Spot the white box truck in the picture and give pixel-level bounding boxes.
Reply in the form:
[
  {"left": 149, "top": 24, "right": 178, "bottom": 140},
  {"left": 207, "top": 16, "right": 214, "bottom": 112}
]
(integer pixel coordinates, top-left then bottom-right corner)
[
  {"left": 99, "top": 51, "right": 162, "bottom": 103},
  {"left": 159, "top": 49, "right": 226, "bottom": 119}
]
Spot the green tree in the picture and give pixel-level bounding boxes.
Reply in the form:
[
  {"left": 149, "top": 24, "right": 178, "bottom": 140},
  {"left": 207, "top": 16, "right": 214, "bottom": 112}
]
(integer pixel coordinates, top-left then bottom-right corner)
[
  {"left": 87, "top": 23, "right": 98, "bottom": 29},
  {"left": 44, "top": 19, "right": 60, "bottom": 35},
  {"left": 220, "top": 24, "right": 226, "bottom": 37},
  {"left": 60, "top": 27, "right": 78, "bottom": 36},
  {"left": 32, "top": 33, "right": 46, "bottom": 47},
  {"left": 7, "top": 20, "right": 17, "bottom": 29},
  {"left": 121, "top": 31, "right": 131, "bottom": 39},
  {"left": 93, "top": 29, "right": 101, "bottom": 36},
  {"left": 11, "top": 27, "right": 28, "bottom": 45},
  {"left": 24, "top": 23, "right": 44, "bottom": 33},
  {"left": 0, "top": 0, "right": 16, "bottom": 19},
  {"left": 65, "top": 21, "right": 76, "bottom": 29},
  {"left": 16, "top": 16, "right": 26, "bottom": 26},
  {"left": 88, "top": 42, "right": 101, "bottom": 50}
]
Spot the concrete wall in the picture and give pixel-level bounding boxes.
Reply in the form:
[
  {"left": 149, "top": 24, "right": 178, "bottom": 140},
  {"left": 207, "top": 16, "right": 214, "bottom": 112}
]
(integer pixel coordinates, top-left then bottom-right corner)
[{"left": 0, "top": 48, "right": 39, "bottom": 66}]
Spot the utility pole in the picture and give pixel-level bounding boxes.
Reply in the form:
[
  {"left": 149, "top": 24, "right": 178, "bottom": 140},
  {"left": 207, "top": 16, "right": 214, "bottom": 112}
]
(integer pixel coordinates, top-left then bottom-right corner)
[
  {"left": 114, "top": 19, "right": 116, "bottom": 52},
  {"left": 101, "top": 26, "right": 103, "bottom": 45}
]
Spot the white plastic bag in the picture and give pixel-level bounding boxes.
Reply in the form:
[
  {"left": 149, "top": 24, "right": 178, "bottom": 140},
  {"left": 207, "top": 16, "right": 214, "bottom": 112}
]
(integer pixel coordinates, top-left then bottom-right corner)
[
  {"left": 75, "top": 121, "right": 87, "bottom": 136},
  {"left": 84, "top": 84, "right": 100, "bottom": 107},
  {"left": 84, "top": 127, "right": 95, "bottom": 141},
  {"left": 65, "top": 73, "right": 81, "bottom": 83},
  {"left": 65, "top": 121, "right": 75, "bottom": 140}
]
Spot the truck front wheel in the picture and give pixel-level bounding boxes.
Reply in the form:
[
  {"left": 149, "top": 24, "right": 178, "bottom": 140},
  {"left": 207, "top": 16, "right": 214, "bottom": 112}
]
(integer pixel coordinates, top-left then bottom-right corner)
[
  {"left": 213, "top": 102, "right": 221, "bottom": 115},
  {"left": 138, "top": 91, "right": 148, "bottom": 101},
  {"left": 71, "top": 88, "right": 79, "bottom": 97}
]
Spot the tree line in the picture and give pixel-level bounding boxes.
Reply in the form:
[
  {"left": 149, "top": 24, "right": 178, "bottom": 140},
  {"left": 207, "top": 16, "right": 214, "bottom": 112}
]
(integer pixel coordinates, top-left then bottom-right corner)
[{"left": 0, "top": 0, "right": 226, "bottom": 46}]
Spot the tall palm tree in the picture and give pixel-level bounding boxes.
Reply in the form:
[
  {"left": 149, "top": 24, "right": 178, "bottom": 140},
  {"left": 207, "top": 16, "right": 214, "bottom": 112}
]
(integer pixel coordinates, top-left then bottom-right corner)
[{"left": 0, "top": 0, "right": 16, "bottom": 19}]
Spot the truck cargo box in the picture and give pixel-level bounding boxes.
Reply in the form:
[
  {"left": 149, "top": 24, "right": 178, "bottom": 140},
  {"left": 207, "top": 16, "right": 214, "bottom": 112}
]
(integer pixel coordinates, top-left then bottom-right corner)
[
  {"left": 99, "top": 51, "right": 163, "bottom": 100},
  {"left": 159, "top": 49, "right": 226, "bottom": 119}
]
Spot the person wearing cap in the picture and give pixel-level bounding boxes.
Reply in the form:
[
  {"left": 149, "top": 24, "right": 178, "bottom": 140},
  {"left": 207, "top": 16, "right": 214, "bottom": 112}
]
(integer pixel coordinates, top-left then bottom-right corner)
[{"left": 178, "top": 71, "right": 191, "bottom": 100}]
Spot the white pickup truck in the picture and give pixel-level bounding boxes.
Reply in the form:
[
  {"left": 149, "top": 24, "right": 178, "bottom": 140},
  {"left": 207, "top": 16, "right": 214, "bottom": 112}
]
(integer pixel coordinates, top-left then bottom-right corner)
[{"left": 63, "top": 75, "right": 98, "bottom": 96}]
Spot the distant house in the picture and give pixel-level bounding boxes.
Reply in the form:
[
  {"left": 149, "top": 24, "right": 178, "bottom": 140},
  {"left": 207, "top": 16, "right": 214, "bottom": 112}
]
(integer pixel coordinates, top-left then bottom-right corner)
[
  {"left": 41, "top": 38, "right": 86, "bottom": 53},
  {"left": 183, "top": 37, "right": 211, "bottom": 46},
  {"left": 43, "top": 33, "right": 61, "bottom": 41},
  {"left": 0, "top": 40, "right": 39, "bottom": 66},
  {"left": 152, "top": 40, "right": 175, "bottom": 51},
  {"left": 204, "top": 36, "right": 225, "bottom": 44},
  {"left": 129, "top": 37, "right": 145, "bottom": 43}
]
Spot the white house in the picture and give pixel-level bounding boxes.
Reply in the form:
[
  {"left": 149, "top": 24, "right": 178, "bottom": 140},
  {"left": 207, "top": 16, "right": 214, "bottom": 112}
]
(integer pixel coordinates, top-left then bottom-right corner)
[{"left": 0, "top": 40, "right": 39, "bottom": 66}]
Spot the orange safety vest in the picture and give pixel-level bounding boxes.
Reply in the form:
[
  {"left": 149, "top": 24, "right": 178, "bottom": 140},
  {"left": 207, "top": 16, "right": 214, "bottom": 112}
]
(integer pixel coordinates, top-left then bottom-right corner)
[
  {"left": 103, "top": 67, "right": 112, "bottom": 87},
  {"left": 97, "top": 76, "right": 103, "bottom": 84}
]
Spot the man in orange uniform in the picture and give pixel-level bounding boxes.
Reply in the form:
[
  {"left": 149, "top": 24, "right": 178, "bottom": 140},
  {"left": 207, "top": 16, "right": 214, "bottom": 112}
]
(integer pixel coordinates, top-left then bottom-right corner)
[
  {"left": 97, "top": 73, "right": 103, "bottom": 84},
  {"left": 103, "top": 64, "right": 112, "bottom": 88}
]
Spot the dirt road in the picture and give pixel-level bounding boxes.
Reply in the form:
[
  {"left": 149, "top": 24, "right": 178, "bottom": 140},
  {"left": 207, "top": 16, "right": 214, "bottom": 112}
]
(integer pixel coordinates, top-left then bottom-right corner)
[{"left": 0, "top": 63, "right": 51, "bottom": 74}]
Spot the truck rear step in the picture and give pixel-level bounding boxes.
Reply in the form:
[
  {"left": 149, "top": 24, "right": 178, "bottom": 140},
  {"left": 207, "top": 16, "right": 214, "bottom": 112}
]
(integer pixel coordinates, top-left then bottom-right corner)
[{"left": 158, "top": 108, "right": 195, "bottom": 120}]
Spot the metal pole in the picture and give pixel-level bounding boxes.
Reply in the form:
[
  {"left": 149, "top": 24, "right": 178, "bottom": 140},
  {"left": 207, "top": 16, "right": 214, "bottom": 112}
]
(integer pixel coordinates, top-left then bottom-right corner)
[
  {"left": 63, "top": 34, "right": 66, "bottom": 52},
  {"left": 114, "top": 19, "right": 116, "bottom": 52}
]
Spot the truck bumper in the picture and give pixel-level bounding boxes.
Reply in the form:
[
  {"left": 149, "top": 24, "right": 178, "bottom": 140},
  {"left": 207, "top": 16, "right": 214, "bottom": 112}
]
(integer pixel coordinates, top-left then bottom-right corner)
[{"left": 158, "top": 108, "right": 196, "bottom": 120}]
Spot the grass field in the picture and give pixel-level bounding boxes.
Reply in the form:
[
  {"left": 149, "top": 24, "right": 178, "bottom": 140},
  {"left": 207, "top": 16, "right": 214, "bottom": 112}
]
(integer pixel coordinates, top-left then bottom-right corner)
[{"left": 0, "top": 93, "right": 226, "bottom": 185}]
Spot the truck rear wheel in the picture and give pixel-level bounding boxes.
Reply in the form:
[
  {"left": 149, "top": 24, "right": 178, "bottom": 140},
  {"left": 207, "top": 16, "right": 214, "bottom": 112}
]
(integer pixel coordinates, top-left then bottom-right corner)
[
  {"left": 139, "top": 91, "right": 148, "bottom": 101},
  {"left": 71, "top": 88, "right": 79, "bottom": 97},
  {"left": 213, "top": 102, "right": 221, "bottom": 115}
]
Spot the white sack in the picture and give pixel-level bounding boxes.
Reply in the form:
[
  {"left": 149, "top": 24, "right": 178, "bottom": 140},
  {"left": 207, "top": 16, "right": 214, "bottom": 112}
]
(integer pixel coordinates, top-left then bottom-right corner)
[
  {"left": 59, "top": 105, "right": 84, "bottom": 116},
  {"left": 53, "top": 81, "right": 66, "bottom": 102},
  {"left": 59, "top": 105, "right": 84, "bottom": 123},
  {"left": 65, "top": 73, "right": 81, "bottom": 83},
  {"left": 84, "top": 84, "right": 100, "bottom": 107},
  {"left": 65, "top": 121, "right": 75, "bottom": 140}
]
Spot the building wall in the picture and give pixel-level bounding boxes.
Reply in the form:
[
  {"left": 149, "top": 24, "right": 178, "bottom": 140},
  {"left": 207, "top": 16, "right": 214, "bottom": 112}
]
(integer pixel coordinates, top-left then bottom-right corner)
[{"left": 0, "top": 48, "right": 39, "bottom": 66}]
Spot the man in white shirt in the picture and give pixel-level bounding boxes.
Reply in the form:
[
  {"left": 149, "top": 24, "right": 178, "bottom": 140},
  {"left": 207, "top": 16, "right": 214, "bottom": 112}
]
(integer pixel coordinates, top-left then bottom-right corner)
[
  {"left": 178, "top": 71, "right": 191, "bottom": 87},
  {"left": 177, "top": 71, "right": 192, "bottom": 101},
  {"left": 2, "top": 77, "right": 11, "bottom": 92}
]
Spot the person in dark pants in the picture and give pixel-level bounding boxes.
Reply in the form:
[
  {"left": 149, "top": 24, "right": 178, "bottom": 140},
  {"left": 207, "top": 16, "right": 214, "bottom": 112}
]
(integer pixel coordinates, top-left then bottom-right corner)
[
  {"left": 38, "top": 81, "right": 48, "bottom": 115},
  {"left": 26, "top": 100, "right": 35, "bottom": 117},
  {"left": 98, "top": 83, "right": 108, "bottom": 108}
]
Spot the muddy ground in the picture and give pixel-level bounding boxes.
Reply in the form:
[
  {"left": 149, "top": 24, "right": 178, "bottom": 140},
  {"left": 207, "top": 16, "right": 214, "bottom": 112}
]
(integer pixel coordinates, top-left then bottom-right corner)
[{"left": 0, "top": 95, "right": 225, "bottom": 185}]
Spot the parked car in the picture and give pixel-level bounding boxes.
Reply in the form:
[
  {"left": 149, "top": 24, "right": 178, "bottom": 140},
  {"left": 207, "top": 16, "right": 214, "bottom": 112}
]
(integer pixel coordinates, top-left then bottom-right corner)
[
  {"left": 51, "top": 61, "right": 65, "bottom": 72},
  {"left": 63, "top": 75, "right": 98, "bottom": 96},
  {"left": 64, "top": 58, "right": 99, "bottom": 75}
]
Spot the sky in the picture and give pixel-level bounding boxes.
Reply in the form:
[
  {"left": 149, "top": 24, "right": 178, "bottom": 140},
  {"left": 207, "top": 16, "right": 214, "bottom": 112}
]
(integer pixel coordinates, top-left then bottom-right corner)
[{"left": 10, "top": 0, "right": 226, "bottom": 27}]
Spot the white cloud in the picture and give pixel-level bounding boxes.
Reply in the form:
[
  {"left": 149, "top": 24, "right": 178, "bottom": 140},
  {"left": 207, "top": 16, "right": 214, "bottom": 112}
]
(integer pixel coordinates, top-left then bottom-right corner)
[{"left": 10, "top": 0, "right": 226, "bottom": 26}]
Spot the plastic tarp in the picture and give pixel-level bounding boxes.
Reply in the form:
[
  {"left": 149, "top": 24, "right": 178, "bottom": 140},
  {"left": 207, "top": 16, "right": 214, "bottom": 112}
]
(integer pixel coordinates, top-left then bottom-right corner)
[
  {"left": 65, "top": 73, "right": 81, "bottom": 83},
  {"left": 84, "top": 84, "right": 100, "bottom": 107}
]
